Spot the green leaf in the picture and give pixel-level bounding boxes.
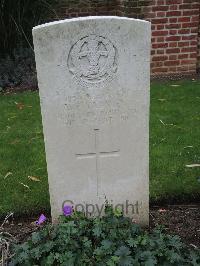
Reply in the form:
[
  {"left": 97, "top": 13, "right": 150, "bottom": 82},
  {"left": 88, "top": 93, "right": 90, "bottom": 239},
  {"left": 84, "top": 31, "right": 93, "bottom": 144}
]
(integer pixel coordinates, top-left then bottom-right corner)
[
  {"left": 101, "top": 240, "right": 113, "bottom": 250},
  {"left": 115, "top": 246, "right": 131, "bottom": 257},
  {"left": 10, "top": 208, "right": 200, "bottom": 265}
]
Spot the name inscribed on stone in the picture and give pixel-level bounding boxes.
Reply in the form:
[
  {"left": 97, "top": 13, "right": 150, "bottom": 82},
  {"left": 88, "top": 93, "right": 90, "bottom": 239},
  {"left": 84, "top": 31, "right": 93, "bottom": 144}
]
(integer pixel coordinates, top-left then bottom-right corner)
[{"left": 59, "top": 89, "right": 136, "bottom": 127}]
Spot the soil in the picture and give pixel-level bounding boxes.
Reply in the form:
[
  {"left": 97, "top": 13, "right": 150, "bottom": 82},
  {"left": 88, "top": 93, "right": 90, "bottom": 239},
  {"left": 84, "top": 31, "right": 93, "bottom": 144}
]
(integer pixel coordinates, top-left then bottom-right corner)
[
  {"left": 0, "top": 205, "right": 200, "bottom": 248},
  {"left": 150, "top": 204, "right": 200, "bottom": 248}
]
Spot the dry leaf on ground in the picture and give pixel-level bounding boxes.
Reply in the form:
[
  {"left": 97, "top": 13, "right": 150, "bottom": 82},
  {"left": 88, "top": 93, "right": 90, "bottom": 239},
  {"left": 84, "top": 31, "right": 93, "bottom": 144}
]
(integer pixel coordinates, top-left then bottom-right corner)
[
  {"left": 158, "top": 99, "right": 166, "bottom": 102},
  {"left": 185, "top": 164, "right": 200, "bottom": 168},
  {"left": 159, "top": 119, "right": 175, "bottom": 126},
  {"left": 170, "top": 84, "right": 180, "bottom": 87},
  {"left": 15, "top": 102, "right": 25, "bottom": 110},
  {"left": 28, "top": 176, "right": 40, "bottom": 182},
  {"left": 4, "top": 172, "right": 12, "bottom": 179},
  {"left": 19, "top": 182, "right": 30, "bottom": 189}
]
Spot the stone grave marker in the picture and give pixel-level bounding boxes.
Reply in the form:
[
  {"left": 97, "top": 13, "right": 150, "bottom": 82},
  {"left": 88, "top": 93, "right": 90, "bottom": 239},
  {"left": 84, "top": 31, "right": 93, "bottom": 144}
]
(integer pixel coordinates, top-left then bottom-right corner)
[{"left": 33, "top": 16, "right": 151, "bottom": 225}]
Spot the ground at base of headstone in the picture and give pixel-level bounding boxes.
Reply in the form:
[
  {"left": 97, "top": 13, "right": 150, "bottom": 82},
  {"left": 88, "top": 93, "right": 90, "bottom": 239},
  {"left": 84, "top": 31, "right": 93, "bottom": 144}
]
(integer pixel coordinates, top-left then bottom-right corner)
[
  {"left": 1, "top": 205, "right": 199, "bottom": 248},
  {"left": 150, "top": 205, "right": 200, "bottom": 248}
]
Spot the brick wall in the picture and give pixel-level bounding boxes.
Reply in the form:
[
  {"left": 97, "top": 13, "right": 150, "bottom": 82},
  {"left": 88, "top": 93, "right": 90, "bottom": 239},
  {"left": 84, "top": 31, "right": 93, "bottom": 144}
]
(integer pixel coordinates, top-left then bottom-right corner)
[
  {"left": 51, "top": 0, "right": 200, "bottom": 76},
  {"left": 145, "top": 0, "right": 200, "bottom": 76},
  {"left": 52, "top": 0, "right": 121, "bottom": 18}
]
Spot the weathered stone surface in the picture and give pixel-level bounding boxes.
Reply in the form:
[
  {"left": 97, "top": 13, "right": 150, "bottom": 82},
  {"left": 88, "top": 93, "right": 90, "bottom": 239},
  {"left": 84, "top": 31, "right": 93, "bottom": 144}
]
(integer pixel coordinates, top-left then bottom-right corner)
[{"left": 33, "top": 16, "right": 151, "bottom": 225}]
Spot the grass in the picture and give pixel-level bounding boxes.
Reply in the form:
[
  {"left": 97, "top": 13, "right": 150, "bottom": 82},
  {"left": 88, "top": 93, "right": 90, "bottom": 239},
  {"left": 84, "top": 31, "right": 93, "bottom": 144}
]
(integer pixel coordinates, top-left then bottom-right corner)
[
  {"left": 0, "top": 91, "right": 49, "bottom": 217},
  {"left": 0, "top": 79, "right": 200, "bottom": 217},
  {"left": 150, "top": 79, "right": 200, "bottom": 203}
]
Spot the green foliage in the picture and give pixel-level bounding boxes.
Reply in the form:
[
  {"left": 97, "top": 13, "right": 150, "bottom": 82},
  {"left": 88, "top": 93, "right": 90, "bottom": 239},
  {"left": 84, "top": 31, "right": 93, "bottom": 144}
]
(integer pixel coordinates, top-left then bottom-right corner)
[
  {"left": 0, "top": 48, "right": 37, "bottom": 88},
  {"left": 11, "top": 208, "right": 200, "bottom": 265},
  {"left": 0, "top": 0, "right": 58, "bottom": 54},
  {"left": 0, "top": 0, "right": 59, "bottom": 89}
]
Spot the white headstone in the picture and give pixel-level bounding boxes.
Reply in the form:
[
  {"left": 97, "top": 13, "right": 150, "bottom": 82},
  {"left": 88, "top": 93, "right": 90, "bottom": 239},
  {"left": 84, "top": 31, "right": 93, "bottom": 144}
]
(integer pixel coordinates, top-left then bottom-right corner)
[{"left": 33, "top": 16, "right": 151, "bottom": 225}]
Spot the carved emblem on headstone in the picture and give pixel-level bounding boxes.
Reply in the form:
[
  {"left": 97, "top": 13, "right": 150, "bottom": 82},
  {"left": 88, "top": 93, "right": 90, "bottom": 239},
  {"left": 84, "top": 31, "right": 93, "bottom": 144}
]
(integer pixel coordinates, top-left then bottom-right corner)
[{"left": 68, "top": 34, "right": 117, "bottom": 85}]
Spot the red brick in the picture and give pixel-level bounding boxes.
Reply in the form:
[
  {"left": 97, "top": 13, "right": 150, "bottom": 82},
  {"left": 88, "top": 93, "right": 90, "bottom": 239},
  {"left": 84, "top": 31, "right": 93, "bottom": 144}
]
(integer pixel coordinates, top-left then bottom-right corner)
[
  {"left": 178, "top": 17, "right": 190, "bottom": 22},
  {"left": 152, "top": 61, "right": 163, "bottom": 67},
  {"left": 169, "top": 29, "right": 177, "bottom": 35},
  {"left": 179, "top": 4, "right": 192, "bottom": 10},
  {"left": 157, "top": 11, "right": 166, "bottom": 17},
  {"left": 190, "top": 53, "right": 197, "bottom": 58},
  {"left": 191, "top": 16, "right": 199, "bottom": 22},
  {"left": 68, "top": 0, "right": 199, "bottom": 76},
  {"left": 190, "top": 41, "right": 197, "bottom": 46},
  {"left": 164, "top": 60, "right": 180, "bottom": 66},
  {"left": 152, "top": 55, "right": 168, "bottom": 61},
  {"left": 178, "top": 41, "right": 190, "bottom": 47},
  {"left": 183, "top": 0, "right": 197, "bottom": 3},
  {"left": 190, "top": 39, "right": 198, "bottom": 46},
  {"left": 169, "top": 18, "right": 178, "bottom": 23},
  {"left": 192, "top": 3, "right": 200, "bottom": 9},
  {"left": 177, "top": 66, "right": 189, "bottom": 71},
  {"left": 181, "top": 47, "right": 197, "bottom": 52},
  {"left": 178, "top": 29, "right": 190, "bottom": 34},
  {"left": 178, "top": 54, "right": 189, "bottom": 59},
  {"left": 157, "top": 25, "right": 165, "bottom": 30},
  {"left": 166, "top": 48, "right": 180, "bottom": 53},
  {"left": 152, "top": 43, "right": 168, "bottom": 48},
  {"left": 157, "top": 49, "right": 165, "bottom": 54},
  {"left": 191, "top": 28, "right": 198, "bottom": 34},
  {"left": 169, "top": 67, "right": 177, "bottom": 72},
  {"left": 152, "top": 18, "right": 168, "bottom": 24},
  {"left": 166, "top": 0, "right": 182, "bottom": 4},
  {"left": 166, "top": 36, "right": 181, "bottom": 41},
  {"left": 170, "top": 5, "right": 178, "bottom": 10},
  {"left": 152, "top": 6, "right": 169, "bottom": 12},
  {"left": 152, "top": 30, "right": 168, "bottom": 36},
  {"left": 183, "top": 10, "right": 199, "bottom": 16},
  {"left": 152, "top": 67, "right": 168, "bottom": 73},
  {"left": 182, "top": 22, "right": 199, "bottom": 28},
  {"left": 157, "top": 37, "right": 165, "bottom": 42},
  {"left": 181, "top": 59, "right": 196, "bottom": 65},
  {"left": 188, "top": 66, "right": 197, "bottom": 71},
  {"left": 157, "top": 0, "right": 165, "bottom": 4},
  {"left": 165, "top": 23, "right": 181, "bottom": 29},
  {"left": 169, "top": 42, "right": 178, "bottom": 47},
  {"left": 182, "top": 35, "right": 197, "bottom": 40},
  {"left": 169, "top": 54, "right": 177, "bottom": 60},
  {"left": 166, "top": 11, "right": 182, "bottom": 17}
]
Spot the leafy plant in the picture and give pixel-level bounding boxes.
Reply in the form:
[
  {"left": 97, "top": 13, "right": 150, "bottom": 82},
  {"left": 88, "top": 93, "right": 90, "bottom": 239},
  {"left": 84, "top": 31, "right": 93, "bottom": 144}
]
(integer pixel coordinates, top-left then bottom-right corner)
[
  {"left": 0, "top": 0, "right": 59, "bottom": 89},
  {"left": 0, "top": 47, "right": 37, "bottom": 89},
  {"left": 11, "top": 207, "right": 200, "bottom": 265},
  {"left": 0, "top": 0, "right": 59, "bottom": 55}
]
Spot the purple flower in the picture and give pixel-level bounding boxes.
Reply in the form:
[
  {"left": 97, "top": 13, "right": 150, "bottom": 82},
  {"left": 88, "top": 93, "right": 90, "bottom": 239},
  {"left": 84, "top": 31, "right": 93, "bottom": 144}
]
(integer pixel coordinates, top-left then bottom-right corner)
[
  {"left": 63, "top": 205, "right": 73, "bottom": 216},
  {"left": 35, "top": 214, "right": 47, "bottom": 225}
]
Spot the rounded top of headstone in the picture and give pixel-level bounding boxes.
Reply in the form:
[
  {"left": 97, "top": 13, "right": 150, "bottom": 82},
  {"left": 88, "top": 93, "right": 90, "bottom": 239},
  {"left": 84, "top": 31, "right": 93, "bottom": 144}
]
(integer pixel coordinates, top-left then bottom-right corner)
[{"left": 32, "top": 16, "right": 150, "bottom": 32}]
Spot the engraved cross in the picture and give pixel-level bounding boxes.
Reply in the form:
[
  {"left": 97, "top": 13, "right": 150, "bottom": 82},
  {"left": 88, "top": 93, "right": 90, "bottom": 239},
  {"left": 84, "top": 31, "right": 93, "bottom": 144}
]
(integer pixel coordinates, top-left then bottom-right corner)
[
  {"left": 78, "top": 36, "right": 108, "bottom": 74},
  {"left": 75, "top": 129, "right": 120, "bottom": 195}
]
